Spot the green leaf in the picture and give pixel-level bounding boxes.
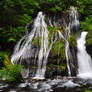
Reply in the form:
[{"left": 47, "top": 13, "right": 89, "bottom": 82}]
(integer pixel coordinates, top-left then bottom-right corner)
[{"left": 8, "top": 38, "right": 16, "bottom": 42}]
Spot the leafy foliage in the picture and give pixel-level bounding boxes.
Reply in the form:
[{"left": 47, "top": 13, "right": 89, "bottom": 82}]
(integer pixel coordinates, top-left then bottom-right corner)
[
  {"left": 0, "top": 0, "right": 91, "bottom": 52},
  {"left": 0, "top": 52, "right": 9, "bottom": 69},
  {"left": 68, "top": 35, "right": 77, "bottom": 47},
  {"left": 3, "top": 55, "right": 12, "bottom": 68},
  {"left": 86, "top": 31, "right": 92, "bottom": 45},
  {"left": 0, "top": 54, "right": 23, "bottom": 82},
  {"left": 0, "top": 65, "right": 23, "bottom": 82},
  {"left": 81, "top": 17, "right": 92, "bottom": 31}
]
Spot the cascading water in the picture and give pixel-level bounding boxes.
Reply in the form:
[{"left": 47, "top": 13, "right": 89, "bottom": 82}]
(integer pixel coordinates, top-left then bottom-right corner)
[
  {"left": 11, "top": 12, "right": 56, "bottom": 79},
  {"left": 11, "top": 12, "right": 45, "bottom": 78},
  {"left": 11, "top": 6, "right": 84, "bottom": 80},
  {"left": 11, "top": 12, "right": 44, "bottom": 64},
  {"left": 58, "top": 28, "right": 72, "bottom": 77},
  {"left": 77, "top": 32, "right": 92, "bottom": 79},
  {"left": 58, "top": 6, "right": 79, "bottom": 77},
  {"left": 33, "top": 12, "right": 49, "bottom": 79},
  {"left": 69, "top": 7, "right": 80, "bottom": 34},
  {"left": 65, "top": 7, "right": 80, "bottom": 77},
  {"left": 65, "top": 41, "right": 71, "bottom": 76},
  {"left": 3, "top": 5, "right": 92, "bottom": 92},
  {"left": 34, "top": 33, "right": 57, "bottom": 79},
  {"left": 65, "top": 23, "right": 72, "bottom": 77}
]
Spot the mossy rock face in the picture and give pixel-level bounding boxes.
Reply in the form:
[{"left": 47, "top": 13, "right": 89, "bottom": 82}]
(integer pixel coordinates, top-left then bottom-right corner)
[
  {"left": 49, "top": 38, "right": 66, "bottom": 61},
  {"left": 87, "top": 44, "right": 92, "bottom": 58},
  {"left": 59, "top": 64, "right": 66, "bottom": 72},
  {"left": 68, "top": 35, "right": 77, "bottom": 47},
  {"left": 45, "top": 63, "right": 67, "bottom": 78},
  {"left": 86, "top": 31, "right": 92, "bottom": 46},
  {"left": 86, "top": 31, "right": 92, "bottom": 58},
  {"left": 46, "top": 45, "right": 67, "bottom": 78}
]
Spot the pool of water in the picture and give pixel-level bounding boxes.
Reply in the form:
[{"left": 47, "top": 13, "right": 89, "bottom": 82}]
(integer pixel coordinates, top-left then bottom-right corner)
[{"left": 0, "top": 77, "right": 92, "bottom": 92}]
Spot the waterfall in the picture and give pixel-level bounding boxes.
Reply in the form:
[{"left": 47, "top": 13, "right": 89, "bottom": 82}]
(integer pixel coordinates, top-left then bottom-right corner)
[
  {"left": 11, "top": 12, "right": 56, "bottom": 79},
  {"left": 11, "top": 12, "right": 44, "bottom": 78},
  {"left": 11, "top": 12, "right": 44, "bottom": 64},
  {"left": 33, "top": 12, "right": 49, "bottom": 79},
  {"left": 11, "top": 7, "right": 82, "bottom": 79},
  {"left": 65, "top": 7, "right": 80, "bottom": 76},
  {"left": 77, "top": 32, "right": 92, "bottom": 79}
]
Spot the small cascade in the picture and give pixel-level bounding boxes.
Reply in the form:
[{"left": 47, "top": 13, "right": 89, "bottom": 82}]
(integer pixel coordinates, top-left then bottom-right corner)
[
  {"left": 77, "top": 32, "right": 92, "bottom": 79},
  {"left": 58, "top": 7, "right": 80, "bottom": 77},
  {"left": 65, "top": 7, "right": 80, "bottom": 76},
  {"left": 69, "top": 7, "right": 80, "bottom": 34},
  {"left": 58, "top": 29, "right": 71, "bottom": 76}
]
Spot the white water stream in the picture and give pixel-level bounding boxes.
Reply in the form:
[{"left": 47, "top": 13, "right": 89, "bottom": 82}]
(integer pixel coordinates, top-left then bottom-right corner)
[
  {"left": 11, "top": 12, "right": 57, "bottom": 79},
  {"left": 77, "top": 32, "right": 92, "bottom": 79}
]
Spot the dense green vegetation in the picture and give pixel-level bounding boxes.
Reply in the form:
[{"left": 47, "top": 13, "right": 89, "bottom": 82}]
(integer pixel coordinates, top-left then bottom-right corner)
[
  {"left": 0, "top": 55, "right": 23, "bottom": 82},
  {"left": 0, "top": 0, "right": 91, "bottom": 52},
  {"left": 0, "top": 65, "right": 23, "bottom": 82},
  {"left": 0, "top": 0, "right": 92, "bottom": 81}
]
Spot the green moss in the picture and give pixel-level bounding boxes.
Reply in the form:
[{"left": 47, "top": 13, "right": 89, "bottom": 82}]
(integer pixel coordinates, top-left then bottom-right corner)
[
  {"left": 46, "top": 67, "right": 51, "bottom": 77},
  {"left": 86, "top": 32, "right": 92, "bottom": 46},
  {"left": 46, "top": 63, "right": 67, "bottom": 77},
  {"left": 32, "top": 39, "right": 38, "bottom": 47},
  {"left": 85, "top": 90, "right": 92, "bottom": 92},
  {"left": 86, "top": 32, "right": 92, "bottom": 58},
  {"left": 31, "top": 66, "right": 37, "bottom": 69},
  {"left": 68, "top": 35, "right": 77, "bottom": 47},
  {"left": 47, "top": 26, "right": 57, "bottom": 33},
  {"left": 53, "top": 41, "right": 64, "bottom": 50},
  {"left": 51, "top": 39, "right": 66, "bottom": 60},
  {"left": 58, "top": 25, "right": 66, "bottom": 36},
  {"left": 60, "top": 47, "right": 66, "bottom": 60},
  {"left": 59, "top": 65, "right": 66, "bottom": 71}
]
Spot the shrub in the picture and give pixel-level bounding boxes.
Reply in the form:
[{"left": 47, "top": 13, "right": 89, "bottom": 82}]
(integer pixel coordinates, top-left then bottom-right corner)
[{"left": 0, "top": 65, "right": 23, "bottom": 82}]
